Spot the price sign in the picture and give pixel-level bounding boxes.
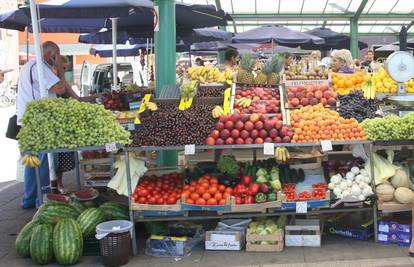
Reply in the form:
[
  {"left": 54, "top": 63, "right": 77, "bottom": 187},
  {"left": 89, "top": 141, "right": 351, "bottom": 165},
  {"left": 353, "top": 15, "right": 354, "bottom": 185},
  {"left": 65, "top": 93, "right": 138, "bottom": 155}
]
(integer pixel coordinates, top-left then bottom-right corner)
[
  {"left": 263, "top": 143, "right": 275, "bottom": 155},
  {"left": 223, "top": 88, "right": 231, "bottom": 114},
  {"left": 178, "top": 97, "right": 186, "bottom": 111},
  {"left": 185, "top": 97, "right": 194, "bottom": 109},
  {"left": 184, "top": 144, "right": 196, "bottom": 155},
  {"left": 321, "top": 140, "right": 333, "bottom": 152},
  {"left": 296, "top": 202, "right": 307, "bottom": 214},
  {"left": 105, "top": 142, "right": 117, "bottom": 152},
  {"left": 127, "top": 124, "right": 135, "bottom": 131}
]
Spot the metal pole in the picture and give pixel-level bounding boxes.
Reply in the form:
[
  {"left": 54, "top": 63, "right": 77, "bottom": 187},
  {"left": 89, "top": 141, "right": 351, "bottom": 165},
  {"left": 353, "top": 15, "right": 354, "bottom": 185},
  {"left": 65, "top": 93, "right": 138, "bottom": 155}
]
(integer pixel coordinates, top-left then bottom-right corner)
[
  {"left": 28, "top": 0, "right": 57, "bottom": 192},
  {"left": 111, "top": 18, "right": 118, "bottom": 91},
  {"left": 124, "top": 151, "right": 137, "bottom": 255},
  {"left": 74, "top": 152, "right": 81, "bottom": 191},
  {"left": 369, "top": 143, "right": 378, "bottom": 242},
  {"left": 350, "top": 18, "right": 359, "bottom": 58}
]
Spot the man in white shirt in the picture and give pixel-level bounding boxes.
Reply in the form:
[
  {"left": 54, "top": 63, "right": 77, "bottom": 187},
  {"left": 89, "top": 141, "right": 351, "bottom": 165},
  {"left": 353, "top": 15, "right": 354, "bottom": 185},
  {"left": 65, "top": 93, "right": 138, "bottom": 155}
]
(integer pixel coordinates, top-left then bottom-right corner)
[{"left": 18, "top": 41, "right": 67, "bottom": 209}]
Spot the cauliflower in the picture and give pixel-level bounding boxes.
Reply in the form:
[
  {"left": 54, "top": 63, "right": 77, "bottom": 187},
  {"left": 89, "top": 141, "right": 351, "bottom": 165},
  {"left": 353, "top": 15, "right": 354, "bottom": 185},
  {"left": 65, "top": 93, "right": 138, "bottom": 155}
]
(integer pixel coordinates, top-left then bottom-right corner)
[
  {"left": 351, "top": 184, "right": 362, "bottom": 196},
  {"left": 346, "top": 172, "right": 355, "bottom": 181},
  {"left": 351, "top": 167, "right": 360, "bottom": 175}
]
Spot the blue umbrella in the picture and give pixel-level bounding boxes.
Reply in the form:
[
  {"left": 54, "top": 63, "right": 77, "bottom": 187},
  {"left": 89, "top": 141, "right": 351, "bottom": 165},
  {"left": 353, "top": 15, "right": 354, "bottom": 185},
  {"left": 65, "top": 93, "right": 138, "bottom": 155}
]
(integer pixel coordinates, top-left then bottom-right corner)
[
  {"left": 232, "top": 25, "right": 324, "bottom": 47},
  {"left": 305, "top": 27, "right": 368, "bottom": 50},
  {"left": 79, "top": 27, "right": 232, "bottom": 45},
  {"left": 91, "top": 41, "right": 188, "bottom": 57}
]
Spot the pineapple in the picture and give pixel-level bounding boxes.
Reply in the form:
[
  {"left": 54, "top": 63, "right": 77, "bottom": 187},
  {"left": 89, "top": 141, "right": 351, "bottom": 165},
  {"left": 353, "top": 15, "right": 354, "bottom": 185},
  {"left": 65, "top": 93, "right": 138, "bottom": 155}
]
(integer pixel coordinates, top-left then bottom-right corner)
[
  {"left": 255, "top": 63, "right": 268, "bottom": 84},
  {"left": 266, "top": 54, "right": 284, "bottom": 86},
  {"left": 237, "top": 53, "right": 255, "bottom": 84}
]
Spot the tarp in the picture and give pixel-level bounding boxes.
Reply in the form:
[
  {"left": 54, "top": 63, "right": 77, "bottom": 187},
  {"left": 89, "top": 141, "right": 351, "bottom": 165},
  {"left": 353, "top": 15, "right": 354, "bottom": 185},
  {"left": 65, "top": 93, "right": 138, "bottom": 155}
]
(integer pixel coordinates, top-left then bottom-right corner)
[{"left": 305, "top": 27, "right": 368, "bottom": 50}]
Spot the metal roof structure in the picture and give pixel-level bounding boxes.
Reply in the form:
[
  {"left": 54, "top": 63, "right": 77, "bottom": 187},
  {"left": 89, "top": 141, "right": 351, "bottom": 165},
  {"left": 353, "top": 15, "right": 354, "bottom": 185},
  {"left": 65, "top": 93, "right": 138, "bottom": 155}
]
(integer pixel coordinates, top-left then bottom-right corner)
[{"left": 181, "top": 0, "right": 414, "bottom": 36}]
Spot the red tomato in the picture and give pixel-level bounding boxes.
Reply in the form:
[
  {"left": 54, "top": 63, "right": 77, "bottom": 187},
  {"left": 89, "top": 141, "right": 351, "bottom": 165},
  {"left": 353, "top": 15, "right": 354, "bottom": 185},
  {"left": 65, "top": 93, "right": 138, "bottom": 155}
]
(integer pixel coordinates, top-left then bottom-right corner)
[
  {"left": 167, "top": 197, "right": 176, "bottom": 205},
  {"left": 209, "top": 186, "right": 218, "bottom": 195},
  {"left": 190, "top": 181, "right": 197, "bottom": 187},
  {"left": 184, "top": 185, "right": 190, "bottom": 190},
  {"left": 137, "top": 197, "right": 147, "bottom": 204},
  {"left": 186, "top": 198, "right": 194, "bottom": 204},
  {"left": 225, "top": 187, "right": 233, "bottom": 195},
  {"left": 190, "top": 192, "right": 200, "bottom": 201},
  {"left": 200, "top": 182, "right": 210, "bottom": 188},
  {"left": 214, "top": 192, "right": 223, "bottom": 201},
  {"left": 202, "top": 192, "right": 212, "bottom": 200},
  {"left": 148, "top": 197, "right": 157, "bottom": 204},
  {"left": 196, "top": 198, "right": 206, "bottom": 205},
  {"left": 189, "top": 186, "right": 196, "bottom": 193},
  {"left": 162, "top": 184, "right": 170, "bottom": 191},
  {"left": 219, "top": 199, "right": 226, "bottom": 205},
  {"left": 206, "top": 198, "right": 218, "bottom": 205},
  {"left": 218, "top": 185, "right": 226, "bottom": 193},
  {"left": 235, "top": 196, "right": 243, "bottom": 205},
  {"left": 132, "top": 193, "right": 138, "bottom": 199},
  {"left": 197, "top": 186, "right": 207, "bottom": 195},
  {"left": 210, "top": 178, "right": 219, "bottom": 185},
  {"left": 156, "top": 198, "right": 164, "bottom": 205}
]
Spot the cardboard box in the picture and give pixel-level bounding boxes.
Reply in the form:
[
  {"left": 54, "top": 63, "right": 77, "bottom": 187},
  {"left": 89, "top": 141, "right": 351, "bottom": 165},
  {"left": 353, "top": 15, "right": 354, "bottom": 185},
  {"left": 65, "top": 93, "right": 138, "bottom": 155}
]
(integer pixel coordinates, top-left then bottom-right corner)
[
  {"left": 205, "top": 231, "right": 244, "bottom": 251},
  {"left": 285, "top": 219, "right": 321, "bottom": 247},
  {"left": 378, "top": 232, "right": 411, "bottom": 247},
  {"left": 378, "top": 221, "right": 411, "bottom": 234},
  {"left": 325, "top": 215, "right": 373, "bottom": 241}
]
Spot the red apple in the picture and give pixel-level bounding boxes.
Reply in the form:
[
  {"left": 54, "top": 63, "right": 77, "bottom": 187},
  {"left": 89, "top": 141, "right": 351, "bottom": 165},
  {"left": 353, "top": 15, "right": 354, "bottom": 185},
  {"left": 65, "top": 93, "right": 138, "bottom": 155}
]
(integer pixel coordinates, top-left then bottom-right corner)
[
  {"left": 269, "top": 129, "right": 278, "bottom": 138},
  {"left": 282, "top": 136, "right": 291, "bottom": 143},
  {"left": 274, "top": 136, "right": 282, "bottom": 143},
  {"left": 249, "top": 114, "right": 260, "bottom": 123},
  {"left": 231, "top": 129, "right": 240, "bottom": 138},
  {"left": 264, "top": 137, "right": 273, "bottom": 143},
  {"left": 275, "top": 120, "right": 283, "bottom": 130},
  {"left": 231, "top": 112, "right": 241, "bottom": 123},
  {"left": 225, "top": 137, "right": 234, "bottom": 145},
  {"left": 244, "top": 121, "right": 254, "bottom": 131},
  {"left": 279, "top": 126, "right": 289, "bottom": 137},
  {"left": 224, "top": 121, "right": 234, "bottom": 130},
  {"left": 251, "top": 129, "right": 259, "bottom": 139},
  {"left": 215, "top": 138, "right": 224, "bottom": 145},
  {"left": 309, "top": 98, "right": 319, "bottom": 105},
  {"left": 240, "top": 115, "right": 249, "bottom": 122},
  {"left": 219, "top": 115, "right": 229, "bottom": 123},
  {"left": 236, "top": 137, "right": 245, "bottom": 145},
  {"left": 215, "top": 122, "right": 224, "bottom": 131},
  {"left": 220, "top": 129, "right": 230, "bottom": 139},
  {"left": 259, "top": 129, "right": 268, "bottom": 139},
  {"left": 276, "top": 114, "right": 283, "bottom": 120},
  {"left": 254, "top": 121, "right": 264, "bottom": 130},
  {"left": 240, "top": 130, "right": 250, "bottom": 139},
  {"left": 245, "top": 137, "right": 254, "bottom": 144},
  {"left": 255, "top": 137, "right": 264, "bottom": 144},
  {"left": 264, "top": 120, "right": 275, "bottom": 131},
  {"left": 210, "top": 130, "right": 220, "bottom": 139},
  {"left": 234, "top": 121, "right": 244, "bottom": 130}
]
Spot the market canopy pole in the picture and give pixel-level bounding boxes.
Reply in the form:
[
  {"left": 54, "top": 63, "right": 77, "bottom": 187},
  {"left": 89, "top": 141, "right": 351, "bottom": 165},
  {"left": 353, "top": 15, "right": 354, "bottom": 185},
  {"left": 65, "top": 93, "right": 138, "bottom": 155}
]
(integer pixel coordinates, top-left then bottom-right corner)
[
  {"left": 154, "top": 0, "right": 178, "bottom": 167},
  {"left": 28, "top": 0, "right": 57, "bottom": 195},
  {"left": 215, "top": 0, "right": 225, "bottom": 64},
  {"left": 350, "top": 0, "right": 368, "bottom": 58},
  {"left": 111, "top": 17, "right": 119, "bottom": 90}
]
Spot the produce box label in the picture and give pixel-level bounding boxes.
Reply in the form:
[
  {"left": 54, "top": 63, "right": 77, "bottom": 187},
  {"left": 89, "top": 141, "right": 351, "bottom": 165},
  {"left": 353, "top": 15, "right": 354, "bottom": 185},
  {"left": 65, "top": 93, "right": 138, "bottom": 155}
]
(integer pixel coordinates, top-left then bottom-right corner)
[{"left": 205, "top": 241, "right": 242, "bottom": 250}]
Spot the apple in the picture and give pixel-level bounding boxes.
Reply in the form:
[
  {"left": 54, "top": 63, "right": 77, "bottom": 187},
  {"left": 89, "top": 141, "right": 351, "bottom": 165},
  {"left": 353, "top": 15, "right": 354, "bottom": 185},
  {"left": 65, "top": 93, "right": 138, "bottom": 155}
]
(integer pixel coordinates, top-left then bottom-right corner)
[
  {"left": 231, "top": 129, "right": 240, "bottom": 138},
  {"left": 264, "top": 137, "right": 273, "bottom": 143},
  {"left": 215, "top": 138, "right": 224, "bottom": 145},
  {"left": 240, "top": 115, "right": 249, "bottom": 122},
  {"left": 264, "top": 120, "right": 275, "bottom": 131},
  {"left": 275, "top": 120, "right": 283, "bottom": 130},
  {"left": 251, "top": 129, "right": 259, "bottom": 139},
  {"left": 309, "top": 98, "right": 319, "bottom": 105},
  {"left": 224, "top": 121, "right": 234, "bottom": 130},
  {"left": 215, "top": 122, "right": 224, "bottom": 131},
  {"left": 276, "top": 114, "right": 283, "bottom": 120},
  {"left": 249, "top": 114, "right": 260, "bottom": 123},
  {"left": 279, "top": 126, "right": 289, "bottom": 137},
  {"left": 219, "top": 115, "right": 229, "bottom": 123},
  {"left": 234, "top": 121, "right": 244, "bottom": 130},
  {"left": 236, "top": 137, "right": 245, "bottom": 145},
  {"left": 231, "top": 112, "right": 241, "bottom": 123},
  {"left": 220, "top": 129, "right": 230, "bottom": 139},
  {"left": 282, "top": 136, "right": 291, "bottom": 143},
  {"left": 269, "top": 129, "right": 278, "bottom": 138},
  {"left": 259, "top": 129, "right": 268, "bottom": 138},
  {"left": 206, "top": 137, "right": 215, "bottom": 145},
  {"left": 274, "top": 136, "right": 282, "bottom": 143},
  {"left": 254, "top": 137, "right": 264, "bottom": 144},
  {"left": 244, "top": 121, "right": 254, "bottom": 131},
  {"left": 254, "top": 121, "right": 264, "bottom": 130},
  {"left": 225, "top": 137, "right": 234, "bottom": 145},
  {"left": 327, "top": 97, "right": 337, "bottom": 106},
  {"left": 300, "top": 98, "right": 309, "bottom": 106},
  {"left": 240, "top": 130, "right": 250, "bottom": 139},
  {"left": 211, "top": 130, "right": 220, "bottom": 139},
  {"left": 245, "top": 137, "right": 254, "bottom": 144}
]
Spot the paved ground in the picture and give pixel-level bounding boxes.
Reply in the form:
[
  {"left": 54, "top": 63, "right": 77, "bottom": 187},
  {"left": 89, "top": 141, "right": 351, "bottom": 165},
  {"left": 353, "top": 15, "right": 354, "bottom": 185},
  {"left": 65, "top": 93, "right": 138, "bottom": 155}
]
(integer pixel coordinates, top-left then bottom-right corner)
[{"left": 1, "top": 178, "right": 413, "bottom": 267}]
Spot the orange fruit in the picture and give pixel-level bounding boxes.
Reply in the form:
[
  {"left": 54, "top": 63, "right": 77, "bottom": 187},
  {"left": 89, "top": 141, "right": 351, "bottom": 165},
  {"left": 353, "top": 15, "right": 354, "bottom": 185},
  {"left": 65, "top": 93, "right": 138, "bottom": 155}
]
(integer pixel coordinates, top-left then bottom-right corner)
[
  {"left": 190, "top": 193, "right": 200, "bottom": 201},
  {"left": 202, "top": 192, "right": 212, "bottom": 200}
]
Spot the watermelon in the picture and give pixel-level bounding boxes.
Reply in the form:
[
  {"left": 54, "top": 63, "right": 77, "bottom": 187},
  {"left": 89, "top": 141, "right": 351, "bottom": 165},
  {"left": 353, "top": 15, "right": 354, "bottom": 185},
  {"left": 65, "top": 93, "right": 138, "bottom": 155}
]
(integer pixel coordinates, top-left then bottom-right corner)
[
  {"left": 70, "top": 201, "right": 86, "bottom": 214},
  {"left": 38, "top": 201, "right": 80, "bottom": 224},
  {"left": 53, "top": 218, "right": 83, "bottom": 266},
  {"left": 99, "top": 202, "right": 129, "bottom": 220},
  {"left": 77, "top": 208, "right": 106, "bottom": 237},
  {"left": 15, "top": 220, "right": 40, "bottom": 257},
  {"left": 30, "top": 224, "right": 54, "bottom": 265}
]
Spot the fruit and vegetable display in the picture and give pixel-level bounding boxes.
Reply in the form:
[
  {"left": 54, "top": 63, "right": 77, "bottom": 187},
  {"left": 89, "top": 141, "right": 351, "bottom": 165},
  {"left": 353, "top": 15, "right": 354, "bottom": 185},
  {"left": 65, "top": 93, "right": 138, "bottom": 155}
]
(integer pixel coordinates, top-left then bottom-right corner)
[
  {"left": 286, "top": 84, "right": 337, "bottom": 108},
  {"left": 182, "top": 175, "right": 232, "bottom": 206},
  {"left": 284, "top": 65, "right": 329, "bottom": 80},
  {"left": 247, "top": 217, "right": 285, "bottom": 244},
  {"left": 290, "top": 104, "right": 367, "bottom": 143},
  {"left": 331, "top": 71, "right": 369, "bottom": 95},
  {"left": 132, "top": 172, "right": 184, "bottom": 205},
  {"left": 328, "top": 162, "right": 373, "bottom": 200},
  {"left": 361, "top": 113, "right": 414, "bottom": 141},
  {"left": 237, "top": 53, "right": 256, "bottom": 84},
  {"left": 282, "top": 183, "right": 327, "bottom": 201},
  {"left": 15, "top": 200, "right": 128, "bottom": 265},
  {"left": 255, "top": 54, "right": 284, "bottom": 85},
  {"left": 234, "top": 86, "right": 281, "bottom": 114},
  {"left": 206, "top": 113, "right": 293, "bottom": 145},
  {"left": 338, "top": 90, "right": 380, "bottom": 122},
  {"left": 405, "top": 78, "right": 414, "bottom": 93},
  {"left": 131, "top": 102, "right": 217, "bottom": 146},
  {"left": 18, "top": 98, "right": 131, "bottom": 153},
  {"left": 196, "top": 84, "right": 227, "bottom": 98},
  {"left": 187, "top": 66, "right": 233, "bottom": 84},
  {"left": 370, "top": 68, "right": 398, "bottom": 93}
]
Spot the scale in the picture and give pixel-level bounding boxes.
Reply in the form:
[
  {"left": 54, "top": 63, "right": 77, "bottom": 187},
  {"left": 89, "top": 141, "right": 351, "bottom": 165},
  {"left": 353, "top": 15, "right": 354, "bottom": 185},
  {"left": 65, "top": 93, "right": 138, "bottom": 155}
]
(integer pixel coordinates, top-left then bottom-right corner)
[{"left": 384, "top": 51, "right": 414, "bottom": 116}]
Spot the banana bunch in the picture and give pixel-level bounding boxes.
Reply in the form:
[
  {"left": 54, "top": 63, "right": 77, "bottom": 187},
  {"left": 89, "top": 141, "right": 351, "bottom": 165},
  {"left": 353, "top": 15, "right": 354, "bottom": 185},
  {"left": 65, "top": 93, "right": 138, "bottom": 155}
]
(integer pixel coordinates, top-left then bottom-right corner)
[
  {"left": 362, "top": 80, "right": 376, "bottom": 99},
  {"left": 212, "top": 105, "right": 225, "bottom": 118},
  {"left": 145, "top": 101, "right": 158, "bottom": 111},
  {"left": 22, "top": 154, "right": 41, "bottom": 167},
  {"left": 180, "top": 80, "right": 198, "bottom": 98},
  {"left": 218, "top": 68, "right": 234, "bottom": 85},
  {"left": 187, "top": 66, "right": 221, "bottom": 83},
  {"left": 275, "top": 147, "right": 290, "bottom": 162},
  {"left": 237, "top": 97, "right": 252, "bottom": 108}
]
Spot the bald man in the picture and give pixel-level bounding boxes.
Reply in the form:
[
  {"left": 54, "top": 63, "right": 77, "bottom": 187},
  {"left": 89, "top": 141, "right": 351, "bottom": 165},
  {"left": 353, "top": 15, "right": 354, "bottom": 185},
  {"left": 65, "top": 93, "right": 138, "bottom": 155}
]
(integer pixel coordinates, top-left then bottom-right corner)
[{"left": 17, "top": 41, "right": 68, "bottom": 209}]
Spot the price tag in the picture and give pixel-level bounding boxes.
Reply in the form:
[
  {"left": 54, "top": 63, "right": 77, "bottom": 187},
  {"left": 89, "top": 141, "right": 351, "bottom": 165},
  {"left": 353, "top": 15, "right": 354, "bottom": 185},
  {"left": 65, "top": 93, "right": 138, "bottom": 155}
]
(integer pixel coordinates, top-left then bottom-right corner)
[
  {"left": 321, "top": 140, "right": 333, "bottom": 152},
  {"left": 296, "top": 202, "right": 307, "bottom": 214},
  {"left": 105, "top": 142, "right": 117, "bottom": 152},
  {"left": 178, "top": 97, "right": 186, "bottom": 111},
  {"left": 184, "top": 144, "right": 196, "bottom": 155},
  {"left": 223, "top": 88, "right": 231, "bottom": 114},
  {"left": 127, "top": 124, "right": 135, "bottom": 131},
  {"left": 138, "top": 94, "right": 152, "bottom": 113},
  {"left": 185, "top": 97, "right": 193, "bottom": 109},
  {"left": 263, "top": 143, "right": 275, "bottom": 155}
]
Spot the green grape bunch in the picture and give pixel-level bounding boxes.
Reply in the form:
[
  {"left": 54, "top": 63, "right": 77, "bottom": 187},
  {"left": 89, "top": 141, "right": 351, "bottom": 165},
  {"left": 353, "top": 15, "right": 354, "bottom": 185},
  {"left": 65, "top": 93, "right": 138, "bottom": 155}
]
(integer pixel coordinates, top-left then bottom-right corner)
[
  {"left": 361, "top": 113, "right": 414, "bottom": 141},
  {"left": 18, "top": 98, "right": 131, "bottom": 153}
]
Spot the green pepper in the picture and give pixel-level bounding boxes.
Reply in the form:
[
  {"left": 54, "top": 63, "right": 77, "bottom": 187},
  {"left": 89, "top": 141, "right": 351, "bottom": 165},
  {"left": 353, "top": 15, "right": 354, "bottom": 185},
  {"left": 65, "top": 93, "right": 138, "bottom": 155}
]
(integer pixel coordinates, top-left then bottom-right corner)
[
  {"left": 255, "top": 193, "right": 267, "bottom": 203},
  {"left": 267, "top": 193, "right": 277, "bottom": 202}
]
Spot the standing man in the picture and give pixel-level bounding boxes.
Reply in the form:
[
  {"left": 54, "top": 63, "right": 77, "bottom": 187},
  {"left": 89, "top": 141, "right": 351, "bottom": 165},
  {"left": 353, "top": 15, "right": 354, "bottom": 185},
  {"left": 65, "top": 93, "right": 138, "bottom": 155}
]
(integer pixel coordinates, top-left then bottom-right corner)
[
  {"left": 17, "top": 41, "right": 67, "bottom": 209},
  {"left": 361, "top": 49, "right": 375, "bottom": 71}
]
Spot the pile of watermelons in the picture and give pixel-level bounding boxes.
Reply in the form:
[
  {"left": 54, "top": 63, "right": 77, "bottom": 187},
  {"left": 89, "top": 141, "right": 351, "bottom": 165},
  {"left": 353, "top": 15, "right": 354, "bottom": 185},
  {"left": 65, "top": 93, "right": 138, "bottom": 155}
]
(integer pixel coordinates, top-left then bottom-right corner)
[{"left": 15, "top": 195, "right": 128, "bottom": 266}]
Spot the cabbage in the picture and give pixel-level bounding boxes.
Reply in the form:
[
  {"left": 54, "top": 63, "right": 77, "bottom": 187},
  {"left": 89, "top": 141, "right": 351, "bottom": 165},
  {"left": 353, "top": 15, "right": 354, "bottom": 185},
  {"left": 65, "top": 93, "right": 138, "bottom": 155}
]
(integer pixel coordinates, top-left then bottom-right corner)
[{"left": 365, "top": 153, "right": 397, "bottom": 185}]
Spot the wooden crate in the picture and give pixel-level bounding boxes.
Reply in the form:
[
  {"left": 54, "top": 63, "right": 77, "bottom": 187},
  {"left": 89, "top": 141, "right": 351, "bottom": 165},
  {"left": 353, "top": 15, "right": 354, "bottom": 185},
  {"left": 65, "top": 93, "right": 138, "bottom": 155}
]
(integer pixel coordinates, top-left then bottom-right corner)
[
  {"left": 285, "top": 219, "right": 321, "bottom": 247},
  {"left": 246, "top": 228, "right": 284, "bottom": 252},
  {"left": 227, "top": 197, "right": 282, "bottom": 213},
  {"left": 282, "top": 73, "right": 331, "bottom": 87},
  {"left": 377, "top": 201, "right": 412, "bottom": 213},
  {"left": 130, "top": 199, "right": 182, "bottom": 212}
]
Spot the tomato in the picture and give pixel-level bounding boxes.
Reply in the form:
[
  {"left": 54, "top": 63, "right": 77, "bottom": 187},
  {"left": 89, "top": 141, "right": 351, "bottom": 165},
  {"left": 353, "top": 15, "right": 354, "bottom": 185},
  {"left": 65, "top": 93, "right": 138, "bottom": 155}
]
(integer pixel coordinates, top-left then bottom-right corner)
[
  {"left": 190, "top": 181, "right": 197, "bottom": 187},
  {"left": 184, "top": 185, "right": 190, "bottom": 190},
  {"left": 209, "top": 186, "right": 218, "bottom": 195},
  {"left": 218, "top": 185, "right": 226, "bottom": 193},
  {"left": 189, "top": 186, "right": 196, "bottom": 193},
  {"left": 190, "top": 192, "right": 200, "bottom": 201},
  {"left": 196, "top": 198, "right": 206, "bottom": 205},
  {"left": 153, "top": 193, "right": 161, "bottom": 200},
  {"left": 202, "top": 192, "right": 212, "bottom": 200},
  {"left": 244, "top": 196, "right": 254, "bottom": 204},
  {"left": 210, "top": 178, "right": 219, "bottom": 185},
  {"left": 214, "top": 192, "right": 223, "bottom": 201},
  {"left": 148, "top": 197, "right": 157, "bottom": 204},
  {"left": 167, "top": 197, "right": 176, "bottom": 204},
  {"left": 137, "top": 197, "right": 147, "bottom": 204},
  {"left": 206, "top": 198, "right": 218, "bottom": 205},
  {"left": 203, "top": 175, "right": 211, "bottom": 180},
  {"left": 235, "top": 196, "right": 243, "bottom": 205},
  {"left": 200, "top": 182, "right": 210, "bottom": 188},
  {"left": 186, "top": 198, "right": 194, "bottom": 204},
  {"left": 162, "top": 184, "right": 170, "bottom": 191},
  {"left": 225, "top": 187, "right": 233, "bottom": 195},
  {"left": 156, "top": 198, "right": 164, "bottom": 204},
  {"left": 197, "top": 186, "right": 207, "bottom": 195},
  {"left": 219, "top": 199, "right": 227, "bottom": 205},
  {"left": 132, "top": 193, "right": 138, "bottom": 199},
  {"left": 139, "top": 188, "right": 149, "bottom": 197}
]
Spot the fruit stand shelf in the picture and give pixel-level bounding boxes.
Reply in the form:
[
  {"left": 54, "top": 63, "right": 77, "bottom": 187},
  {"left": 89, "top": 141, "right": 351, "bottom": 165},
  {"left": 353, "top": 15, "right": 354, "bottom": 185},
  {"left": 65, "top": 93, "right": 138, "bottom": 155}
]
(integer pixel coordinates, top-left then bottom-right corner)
[{"left": 377, "top": 201, "right": 412, "bottom": 213}]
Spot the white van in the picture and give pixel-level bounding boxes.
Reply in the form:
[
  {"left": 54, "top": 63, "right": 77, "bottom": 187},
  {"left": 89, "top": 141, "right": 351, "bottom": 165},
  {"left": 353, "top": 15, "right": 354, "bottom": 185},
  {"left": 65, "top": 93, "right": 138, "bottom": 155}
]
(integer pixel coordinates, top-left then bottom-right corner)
[{"left": 80, "top": 61, "right": 148, "bottom": 96}]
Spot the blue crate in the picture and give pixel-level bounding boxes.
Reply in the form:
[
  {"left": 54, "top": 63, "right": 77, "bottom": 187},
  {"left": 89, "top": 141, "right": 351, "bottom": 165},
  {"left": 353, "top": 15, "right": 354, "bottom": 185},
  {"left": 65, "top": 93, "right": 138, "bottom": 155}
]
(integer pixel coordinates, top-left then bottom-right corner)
[
  {"left": 181, "top": 203, "right": 231, "bottom": 212},
  {"left": 281, "top": 199, "right": 330, "bottom": 210}
]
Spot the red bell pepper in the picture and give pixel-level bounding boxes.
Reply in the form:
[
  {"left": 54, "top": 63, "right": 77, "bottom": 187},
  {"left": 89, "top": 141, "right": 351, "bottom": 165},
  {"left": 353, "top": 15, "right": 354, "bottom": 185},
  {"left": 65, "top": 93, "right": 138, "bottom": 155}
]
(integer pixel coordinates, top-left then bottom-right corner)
[
  {"left": 244, "top": 195, "right": 254, "bottom": 204},
  {"left": 242, "top": 175, "right": 253, "bottom": 186},
  {"left": 248, "top": 183, "right": 260, "bottom": 196}
]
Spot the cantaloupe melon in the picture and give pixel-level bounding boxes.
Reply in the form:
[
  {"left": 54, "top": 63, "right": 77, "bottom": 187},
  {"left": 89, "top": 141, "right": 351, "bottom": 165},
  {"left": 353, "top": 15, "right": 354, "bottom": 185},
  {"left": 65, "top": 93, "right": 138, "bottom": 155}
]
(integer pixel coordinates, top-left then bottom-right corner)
[
  {"left": 394, "top": 187, "right": 414, "bottom": 204},
  {"left": 376, "top": 184, "right": 395, "bottom": 202}
]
